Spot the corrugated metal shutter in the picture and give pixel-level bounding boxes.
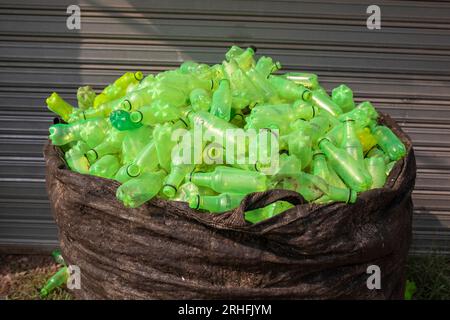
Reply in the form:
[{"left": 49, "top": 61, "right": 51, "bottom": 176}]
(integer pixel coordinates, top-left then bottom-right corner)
[{"left": 0, "top": 0, "right": 449, "bottom": 254}]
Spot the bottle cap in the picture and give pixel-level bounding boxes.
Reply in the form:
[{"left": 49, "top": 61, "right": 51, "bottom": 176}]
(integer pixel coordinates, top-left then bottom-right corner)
[
  {"left": 162, "top": 184, "right": 178, "bottom": 198},
  {"left": 130, "top": 111, "right": 143, "bottom": 123},
  {"left": 134, "top": 71, "right": 144, "bottom": 81},
  {"left": 126, "top": 164, "right": 140, "bottom": 177}
]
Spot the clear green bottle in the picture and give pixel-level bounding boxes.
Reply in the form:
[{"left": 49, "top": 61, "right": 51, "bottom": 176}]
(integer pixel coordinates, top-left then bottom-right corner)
[
  {"left": 225, "top": 45, "right": 245, "bottom": 61},
  {"left": 341, "top": 119, "right": 364, "bottom": 162},
  {"left": 190, "top": 88, "right": 212, "bottom": 112},
  {"left": 272, "top": 154, "right": 302, "bottom": 179},
  {"left": 129, "top": 101, "right": 183, "bottom": 126},
  {"left": 46, "top": 92, "right": 75, "bottom": 122},
  {"left": 114, "top": 141, "right": 159, "bottom": 183},
  {"left": 284, "top": 72, "right": 319, "bottom": 90},
  {"left": 153, "top": 122, "right": 180, "bottom": 172},
  {"left": 332, "top": 84, "right": 355, "bottom": 113},
  {"left": 49, "top": 118, "right": 109, "bottom": 148},
  {"left": 65, "top": 141, "right": 90, "bottom": 174},
  {"left": 386, "top": 161, "right": 396, "bottom": 176},
  {"left": 312, "top": 151, "right": 347, "bottom": 189},
  {"left": 77, "top": 86, "right": 96, "bottom": 110},
  {"left": 286, "top": 134, "right": 312, "bottom": 170},
  {"left": 110, "top": 109, "right": 143, "bottom": 131},
  {"left": 209, "top": 79, "right": 232, "bottom": 121},
  {"left": 162, "top": 163, "right": 195, "bottom": 198},
  {"left": 255, "top": 56, "right": 282, "bottom": 78},
  {"left": 188, "top": 192, "right": 246, "bottom": 212},
  {"left": 245, "top": 68, "right": 279, "bottom": 102},
  {"left": 116, "top": 170, "right": 166, "bottom": 208},
  {"left": 268, "top": 76, "right": 312, "bottom": 101},
  {"left": 365, "top": 157, "right": 387, "bottom": 189},
  {"left": 89, "top": 155, "right": 120, "bottom": 179},
  {"left": 311, "top": 90, "right": 343, "bottom": 117},
  {"left": 367, "top": 147, "right": 390, "bottom": 164},
  {"left": 245, "top": 201, "right": 294, "bottom": 224},
  {"left": 372, "top": 125, "right": 406, "bottom": 161},
  {"left": 119, "top": 87, "right": 154, "bottom": 112},
  {"left": 295, "top": 173, "right": 357, "bottom": 203},
  {"left": 121, "top": 126, "right": 153, "bottom": 164},
  {"left": 85, "top": 128, "right": 126, "bottom": 163},
  {"left": 188, "top": 166, "right": 267, "bottom": 194},
  {"left": 338, "top": 101, "right": 378, "bottom": 126},
  {"left": 40, "top": 266, "right": 68, "bottom": 298},
  {"left": 318, "top": 138, "right": 372, "bottom": 192},
  {"left": 234, "top": 47, "right": 256, "bottom": 71}
]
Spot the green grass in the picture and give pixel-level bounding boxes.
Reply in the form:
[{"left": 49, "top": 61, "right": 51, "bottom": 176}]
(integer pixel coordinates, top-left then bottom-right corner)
[{"left": 406, "top": 254, "right": 450, "bottom": 300}]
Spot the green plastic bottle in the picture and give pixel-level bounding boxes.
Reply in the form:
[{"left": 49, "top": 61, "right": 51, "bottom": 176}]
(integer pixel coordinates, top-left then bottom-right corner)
[
  {"left": 311, "top": 90, "right": 343, "bottom": 117},
  {"left": 365, "top": 157, "right": 387, "bottom": 189},
  {"left": 89, "top": 155, "right": 120, "bottom": 179},
  {"left": 339, "top": 101, "right": 378, "bottom": 126},
  {"left": 245, "top": 201, "right": 293, "bottom": 224},
  {"left": 341, "top": 119, "right": 364, "bottom": 162},
  {"left": 234, "top": 47, "right": 256, "bottom": 71},
  {"left": 386, "top": 161, "right": 396, "bottom": 176},
  {"left": 312, "top": 151, "right": 347, "bottom": 189},
  {"left": 40, "top": 266, "right": 68, "bottom": 298},
  {"left": 64, "top": 141, "right": 90, "bottom": 174},
  {"left": 332, "top": 84, "right": 355, "bottom": 113},
  {"left": 52, "top": 249, "right": 65, "bottom": 265},
  {"left": 188, "top": 192, "right": 246, "bottom": 212},
  {"left": 225, "top": 45, "right": 245, "bottom": 62},
  {"left": 119, "top": 87, "right": 154, "bottom": 112},
  {"left": 272, "top": 154, "right": 302, "bottom": 179},
  {"left": 318, "top": 138, "right": 372, "bottom": 192},
  {"left": 190, "top": 88, "right": 212, "bottom": 112},
  {"left": 284, "top": 72, "right": 319, "bottom": 90},
  {"left": 48, "top": 117, "right": 109, "bottom": 147},
  {"left": 372, "top": 125, "right": 406, "bottom": 161},
  {"left": 116, "top": 170, "right": 166, "bottom": 208},
  {"left": 77, "top": 86, "right": 96, "bottom": 110},
  {"left": 46, "top": 92, "right": 75, "bottom": 122},
  {"left": 109, "top": 109, "right": 143, "bottom": 131},
  {"left": 163, "top": 163, "right": 195, "bottom": 198},
  {"left": 114, "top": 140, "right": 159, "bottom": 183},
  {"left": 121, "top": 126, "right": 153, "bottom": 164},
  {"left": 268, "top": 76, "right": 312, "bottom": 101},
  {"left": 209, "top": 79, "right": 232, "bottom": 121},
  {"left": 129, "top": 101, "right": 183, "bottom": 126},
  {"left": 85, "top": 128, "right": 126, "bottom": 163},
  {"left": 245, "top": 68, "right": 279, "bottom": 102},
  {"left": 367, "top": 147, "right": 390, "bottom": 164},
  {"left": 189, "top": 166, "right": 267, "bottom": 194},
  {"left": 286, "top": 134, "right": 312, "bottom": 170},
  {"left": 255, "top": 56, "right": 282, "bottom": 78}
]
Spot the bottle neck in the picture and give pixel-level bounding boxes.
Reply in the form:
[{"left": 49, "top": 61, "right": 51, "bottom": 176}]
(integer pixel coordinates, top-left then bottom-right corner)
[{"left": 190, "top": 172, "right": 213, "bottom": 188}]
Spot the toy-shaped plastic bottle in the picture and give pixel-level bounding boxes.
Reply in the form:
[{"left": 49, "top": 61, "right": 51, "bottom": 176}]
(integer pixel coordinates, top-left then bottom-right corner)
[
  {"left": 311, "top": 90, "right": 343, "bottom": 117},
  {"left": 255, "top": 56, "right": 282, "bottom": 78},
  {"left": 188, "top": 192, "right": 246, "bottom": 212},
  {"left": 64, "top": 141, "right": 90, "bottom": 174},
  {"left": 129, "top": 101, "right": 183, "bottom": 126},
  {"left": 115, "top": 140, "right": 159, "bottom": 183},
  {"left": 209, "top": 79, "right": 232, "bottom": 121},
  {"left": 116, "top": 170, "right": 166, "bottom": 208},
  {"left": 371, "top": 125, "right": 406, "bottom": 161},
  {"left": 121, "top": 126, "right": 153, "bottom": 164},
  {"left": 188, "top": 166, "right": 267, "bottom": 194},
  {"left": 284, "top": 72, "right": 319, "bottom": 90},
  {"left": 77, "top": 86, "right": 96, "bottom": 110},
  {"left": 312, "top": 151, "right": 347, "bottom": 189},
  {"left": 190, "top": 88, "right": 211, "bottom": 112},
  {"left": 341, "top": 119, "right": 364, "bottom": 162},
  {"left": 332, "top": 84, "right": 355, "bottom": 113},
  {"left": 85, "top": 128, "right": 126, "bottom": 163},
  {"left": 365, "top": 157, "right": 387, "bottom": 189},
  {"left": 40, "top": 266, "right": 68, "bottom": 298},
  {"left": 46, "top": 92, "right": 75, "bottom": 122},
  {"left": 110, "top": 109, "right": 143, "bottom": 131},
  {"left": 318, "top": 138, "right": 372, "bottom": 192},
  {"left": 268, "top": 76, "right": 312, "bottom": 101},
  {"left": 89, "top": 155, "right": 120, "bottom": 179},
  {"left": 48, "top": 117, "right": 109, "bottom": 148}
]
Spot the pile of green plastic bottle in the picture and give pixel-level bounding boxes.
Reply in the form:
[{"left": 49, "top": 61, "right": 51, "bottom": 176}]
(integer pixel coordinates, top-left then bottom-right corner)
[{"left": 46, "top": 46, "right": 406, "bottom": 223}]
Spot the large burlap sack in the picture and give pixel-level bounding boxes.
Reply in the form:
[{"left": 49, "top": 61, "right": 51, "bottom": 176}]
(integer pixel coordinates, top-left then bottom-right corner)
[{"left": 44, "top": 114, "right": 416, "bottom": 299}]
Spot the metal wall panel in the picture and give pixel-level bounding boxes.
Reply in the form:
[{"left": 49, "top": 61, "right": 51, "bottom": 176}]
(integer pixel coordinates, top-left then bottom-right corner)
[{"left": 0, "top": 0, "right": 449, "bottom": 254}]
